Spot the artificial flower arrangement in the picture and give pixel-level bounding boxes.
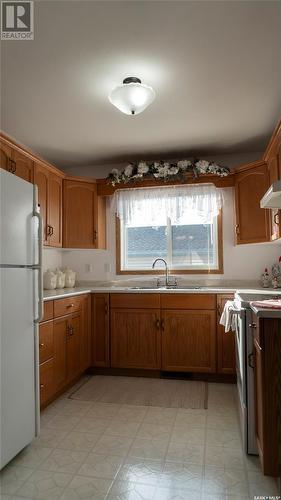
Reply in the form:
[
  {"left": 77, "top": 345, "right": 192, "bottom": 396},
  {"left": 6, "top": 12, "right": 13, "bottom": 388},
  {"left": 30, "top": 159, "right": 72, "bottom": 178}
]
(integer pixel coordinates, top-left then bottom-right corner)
[{"left": 106, "top": 159, "right": 230, "bottom": 186}]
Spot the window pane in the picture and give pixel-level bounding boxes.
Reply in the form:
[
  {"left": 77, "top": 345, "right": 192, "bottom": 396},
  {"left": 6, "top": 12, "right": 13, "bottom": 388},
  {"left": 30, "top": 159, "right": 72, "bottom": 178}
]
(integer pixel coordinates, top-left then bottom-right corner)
[
  {"left": 124, "top": 225, "right": 168, "bottom": 270},
  {"left": 171, "top": 222, "right": 217, "bottom": 269}
]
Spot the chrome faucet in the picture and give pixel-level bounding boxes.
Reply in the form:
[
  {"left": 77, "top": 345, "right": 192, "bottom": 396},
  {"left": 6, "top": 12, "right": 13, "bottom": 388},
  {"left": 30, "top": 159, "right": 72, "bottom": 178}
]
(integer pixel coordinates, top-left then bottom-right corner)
[{"left": 152, "top": 258, "right": 169, "bottom": 287}]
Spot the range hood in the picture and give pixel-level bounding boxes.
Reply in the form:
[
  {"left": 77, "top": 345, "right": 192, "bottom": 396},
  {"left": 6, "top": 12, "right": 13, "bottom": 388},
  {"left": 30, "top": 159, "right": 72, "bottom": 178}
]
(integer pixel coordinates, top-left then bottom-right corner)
[{"left": 260, "top": 180, "right": 281, "bottom": 209}]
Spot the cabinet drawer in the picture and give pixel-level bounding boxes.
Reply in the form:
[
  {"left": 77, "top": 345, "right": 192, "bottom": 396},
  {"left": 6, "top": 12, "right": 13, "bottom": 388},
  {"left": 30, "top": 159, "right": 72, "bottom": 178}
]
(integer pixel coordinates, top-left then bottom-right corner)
[
  {"left": 39, "top": 321, "right": 54, "bottom": 363},
  {"left": 54, "top": 295, "right": 83, "bottom": 318},
  {"left": 161, "top": 294, "right": 216, "bottom": 310},
  {"left": 40, "top": 358, "right": 54, "bottom": 406},
  {"left": 110, "top": 293, "right": 160, "bottom": 309},
  {"left": 42, "top": 301, "right": 53, "bottom": 322}
]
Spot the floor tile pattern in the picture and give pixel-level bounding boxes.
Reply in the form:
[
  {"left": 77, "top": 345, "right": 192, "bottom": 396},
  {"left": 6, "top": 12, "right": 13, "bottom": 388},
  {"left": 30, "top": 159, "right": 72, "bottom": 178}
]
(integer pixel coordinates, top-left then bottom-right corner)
[{"left": 0, "top": 380, "right": 279, "bottom": 499}]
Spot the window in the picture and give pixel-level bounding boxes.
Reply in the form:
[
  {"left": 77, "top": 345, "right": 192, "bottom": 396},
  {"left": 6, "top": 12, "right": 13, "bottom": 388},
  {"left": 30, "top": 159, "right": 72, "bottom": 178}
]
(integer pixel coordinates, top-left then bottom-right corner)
[{"left": 115, "top": 185, "right": 223, "bottom": 274}]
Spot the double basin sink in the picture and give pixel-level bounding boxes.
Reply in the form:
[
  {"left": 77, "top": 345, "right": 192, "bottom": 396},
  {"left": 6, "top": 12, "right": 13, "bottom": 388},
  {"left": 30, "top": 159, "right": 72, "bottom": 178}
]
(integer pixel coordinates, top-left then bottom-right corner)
[{"left": 128, "top": 285, "right": 203, "bottom": 290}]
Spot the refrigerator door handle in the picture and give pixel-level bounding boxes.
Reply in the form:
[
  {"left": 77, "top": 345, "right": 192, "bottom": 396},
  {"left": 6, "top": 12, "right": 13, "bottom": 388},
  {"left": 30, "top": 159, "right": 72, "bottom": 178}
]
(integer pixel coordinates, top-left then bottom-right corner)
[{"left": 33, "top": 208, "right": 43, "bottom": 323}]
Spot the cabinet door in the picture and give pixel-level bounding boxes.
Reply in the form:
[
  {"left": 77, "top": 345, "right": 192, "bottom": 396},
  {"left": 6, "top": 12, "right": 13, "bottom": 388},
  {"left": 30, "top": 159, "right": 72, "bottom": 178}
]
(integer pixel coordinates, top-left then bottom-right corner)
[
  {"left": 111, "top": 309, "right": 161, "bottom": 369},
  {"left": 235, "top": 163, "right": 270, "bottom": 244},
  {"left": 0, "top": 140, "right": 12, "bottom": 171},
  {"left": 12, "top": 149, "right": 34, "bottom": 183},
  {"left": 162, "top": 310, "right": 216, "bottom": 373},
  {"left": 34, "top": 162, "right": 49, "bottom": 245},
  {"left": 92, "top": 293, "right": 110, "bottom": 367},
  {"left": 63, "top": 180, "right": 96, "bottom": 248},
  {"left": 80, "top": 294, "right": 92, "bottom": 372},
  {"left": 48, "top": 173, "right": 63, "bottom": 247},
  {"left": 267, "top": 153, "right": 280, "bottom": 241},
  {"left": 40, "top": 358, "right": 54, "bottom": 407},
  {"left": 67, "top": 312, "right": 82, "bottom": 382},
  {"left": 53, "top": 317, "right": 68, "bottom": 391},
  {"left": 254, "top": 337, "right": 265, "bottom": 469},
  {"left": 217, "top": 295, "right": 235, "bottom": 374},
  {"left": 39, "top": 321, "right": 54, "bottom": 364}
]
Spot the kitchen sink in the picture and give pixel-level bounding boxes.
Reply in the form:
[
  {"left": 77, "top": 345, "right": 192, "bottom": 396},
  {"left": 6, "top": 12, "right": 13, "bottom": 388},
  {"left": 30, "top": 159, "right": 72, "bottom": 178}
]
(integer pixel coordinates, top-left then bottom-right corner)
[{"left": 129, "top": 285, "right": 202, "bottom": 290}]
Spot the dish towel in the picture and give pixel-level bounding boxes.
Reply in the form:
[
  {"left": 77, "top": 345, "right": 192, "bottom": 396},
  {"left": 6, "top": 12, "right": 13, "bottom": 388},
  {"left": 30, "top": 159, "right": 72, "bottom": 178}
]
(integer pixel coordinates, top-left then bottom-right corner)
[
  {"left": 219, "top": 300, "right": 237, "bottom": 332},
  {"left": 250, "top": 299, "right": 281, "bottom": 309}
]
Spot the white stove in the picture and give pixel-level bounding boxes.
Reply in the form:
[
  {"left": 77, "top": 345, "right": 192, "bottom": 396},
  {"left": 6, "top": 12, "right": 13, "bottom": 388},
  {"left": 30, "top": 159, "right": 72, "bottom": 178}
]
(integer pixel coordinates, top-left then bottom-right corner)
[{"left": 232, "top": 290, "right": 281, "bottom": 455}]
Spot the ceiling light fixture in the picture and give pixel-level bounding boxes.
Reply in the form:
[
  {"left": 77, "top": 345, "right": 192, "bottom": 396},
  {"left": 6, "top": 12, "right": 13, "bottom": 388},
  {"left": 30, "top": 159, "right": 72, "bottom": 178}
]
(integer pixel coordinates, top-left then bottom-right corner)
[{"left": 108, "top": 77, "right": 156, "bottom": 116}]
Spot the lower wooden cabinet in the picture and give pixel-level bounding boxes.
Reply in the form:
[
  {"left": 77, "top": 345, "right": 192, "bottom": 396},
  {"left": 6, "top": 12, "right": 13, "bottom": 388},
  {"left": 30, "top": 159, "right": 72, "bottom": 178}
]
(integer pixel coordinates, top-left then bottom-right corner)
[
  {"left": 111, "top": 308, "right": 161, "bottom": 369},
  {"left": 53, "top": 316, "right": 68, "bottom": 392},
  {"left": 161, "top": 309, "right": 216, "bottom": 372},
  {"left": 40, "top": 359, "right": 54, "bottom": 407},
  {"left": 92, "top": 293, "right": 110, "bottom": 367},
  {"left": 39, "top": 294, "right": 91, "bottom": 408},
  {"left": 251, "top": 314, "right": 281, "bottom": 477},
  {"left": 217, "top": 294, "right": 236, "bottom": 374}
]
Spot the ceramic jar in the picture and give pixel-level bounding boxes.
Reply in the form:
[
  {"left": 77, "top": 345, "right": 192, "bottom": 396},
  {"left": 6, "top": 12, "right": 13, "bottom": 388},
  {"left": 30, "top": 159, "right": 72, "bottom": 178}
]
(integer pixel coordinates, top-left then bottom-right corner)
[
  {"left": 64, "top": 267, "right": 76, "bottom": 288},
  {"left": 43, "top": 269, "right": 57, "bottom": 290},
  {"left": 55, "top": 268, "right": 65, "bottom": 289}
]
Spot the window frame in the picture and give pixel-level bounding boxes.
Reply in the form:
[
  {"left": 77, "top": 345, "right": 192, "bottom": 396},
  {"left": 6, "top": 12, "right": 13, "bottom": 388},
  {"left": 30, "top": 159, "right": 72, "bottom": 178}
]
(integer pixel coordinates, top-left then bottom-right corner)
[{"left": 116, "top": 209, "right": 223, "bottom": 275}]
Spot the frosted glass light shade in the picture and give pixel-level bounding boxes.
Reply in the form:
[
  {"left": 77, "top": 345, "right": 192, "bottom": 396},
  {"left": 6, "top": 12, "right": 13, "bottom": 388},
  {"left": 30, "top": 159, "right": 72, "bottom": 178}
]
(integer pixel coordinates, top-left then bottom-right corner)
[{"left": 108, "top": 78, "right": 155, "bottom": 115}]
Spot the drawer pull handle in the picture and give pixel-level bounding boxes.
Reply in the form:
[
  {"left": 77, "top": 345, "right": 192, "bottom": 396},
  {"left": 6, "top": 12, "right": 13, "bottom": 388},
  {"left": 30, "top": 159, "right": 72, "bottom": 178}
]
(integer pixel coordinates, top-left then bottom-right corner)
[
  {"left": 67, "top": 304, "right": 74, "bottom": 308},
  {"left": 160, "top": 319, "right": 164, "bottom": 331},
  {"left": 248, "top": 352, "right": 255, "bottom": 368}
]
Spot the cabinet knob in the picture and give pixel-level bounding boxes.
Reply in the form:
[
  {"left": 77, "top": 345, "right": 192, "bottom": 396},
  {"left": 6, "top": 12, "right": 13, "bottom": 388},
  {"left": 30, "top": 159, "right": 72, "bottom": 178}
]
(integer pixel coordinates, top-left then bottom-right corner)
[
  {"left": 40, "top": 384, "right": 44, "bottom": 389},
  {"left": 235, "top": 224, "right": 240, "bottom": 235},
  {"left": 249, "top": 323, "right": 257, "bottom": 329},
  {"left": 155, "top": 319, "right": 160, "bottom": 329},
  {"left": 93, "top": 229, "right": 97, "bottom": 240},
  {"left": 160, "top": 319, "right": 164, "bottom": 331},
  {"left": 274, "top": 212, "right": 280, "bottom": 225},
  {"left": 39, "top": 343, "right": 44, "bottom": 348}
]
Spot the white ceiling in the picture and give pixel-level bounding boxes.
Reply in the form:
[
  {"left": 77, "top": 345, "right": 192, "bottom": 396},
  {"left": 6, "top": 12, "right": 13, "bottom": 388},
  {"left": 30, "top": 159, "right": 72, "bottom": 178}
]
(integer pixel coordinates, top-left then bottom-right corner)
[{"left": 1, "top": 0, "right": 281, "bottom": 169}]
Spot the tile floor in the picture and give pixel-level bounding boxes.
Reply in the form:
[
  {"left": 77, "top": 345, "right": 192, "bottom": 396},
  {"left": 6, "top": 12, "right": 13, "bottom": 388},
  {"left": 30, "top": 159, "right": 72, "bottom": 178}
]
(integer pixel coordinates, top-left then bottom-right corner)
[{"left": 0, "top": 380, "right": 279, "bottom": 500}]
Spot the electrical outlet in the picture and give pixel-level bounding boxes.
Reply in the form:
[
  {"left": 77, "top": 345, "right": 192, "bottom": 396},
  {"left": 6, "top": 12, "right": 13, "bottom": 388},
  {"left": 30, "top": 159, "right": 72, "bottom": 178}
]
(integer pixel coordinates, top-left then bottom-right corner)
[{"left": 104, "top": 262, "right": 111, "bottom": 273}]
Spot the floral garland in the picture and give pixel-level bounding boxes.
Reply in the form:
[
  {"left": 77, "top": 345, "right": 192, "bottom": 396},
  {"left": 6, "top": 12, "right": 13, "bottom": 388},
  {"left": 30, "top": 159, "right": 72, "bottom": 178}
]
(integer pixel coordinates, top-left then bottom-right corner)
[{"left": 107, "top": 159, "right": 230, "bottom": 186}]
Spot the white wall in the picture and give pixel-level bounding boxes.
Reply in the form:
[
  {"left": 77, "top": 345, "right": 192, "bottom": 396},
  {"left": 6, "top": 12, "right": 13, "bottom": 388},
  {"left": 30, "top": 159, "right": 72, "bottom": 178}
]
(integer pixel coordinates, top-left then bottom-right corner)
[
  {"left": 43, "top": 248, "right": 63, "bottom": 272},
  {"left": 61, "top": 152, "right": 263, "bottom": 179},
  {"left": 61, "top": 188, "right": 281, "bottom": 283}
]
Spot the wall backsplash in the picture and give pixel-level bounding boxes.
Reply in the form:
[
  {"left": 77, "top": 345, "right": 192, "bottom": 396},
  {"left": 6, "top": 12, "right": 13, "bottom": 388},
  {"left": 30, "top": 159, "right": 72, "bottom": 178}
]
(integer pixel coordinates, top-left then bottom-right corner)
[
  {"left": 43, "top": 248, "right": 63, "bottom": 272},
  {"left": 60, "top": 188, "right": 281, "bottom": 283}
]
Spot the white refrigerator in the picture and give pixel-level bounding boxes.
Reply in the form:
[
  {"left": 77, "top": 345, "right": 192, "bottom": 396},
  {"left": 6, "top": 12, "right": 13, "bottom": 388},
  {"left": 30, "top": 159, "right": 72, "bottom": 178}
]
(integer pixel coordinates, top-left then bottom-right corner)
[{"left": 0, "top": 169, "right": 43, "bottom": 469}]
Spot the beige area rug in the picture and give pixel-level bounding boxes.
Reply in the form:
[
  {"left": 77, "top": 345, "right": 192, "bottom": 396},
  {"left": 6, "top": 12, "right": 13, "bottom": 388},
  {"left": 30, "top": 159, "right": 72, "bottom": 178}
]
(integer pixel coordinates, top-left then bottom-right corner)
[{"left": 69, "top": 376, "right": 208, "bottom": 409}]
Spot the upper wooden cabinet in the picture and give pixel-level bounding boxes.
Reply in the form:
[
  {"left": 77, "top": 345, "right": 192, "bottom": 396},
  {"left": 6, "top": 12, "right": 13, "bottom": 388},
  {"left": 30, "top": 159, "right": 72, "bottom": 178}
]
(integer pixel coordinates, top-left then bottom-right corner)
[
  {"left": 63, "top": 179, "right": 106, "bottom": 249},
  {"left": 235, "top": 162, "right": 270, "bottom": 244},
  {"left": 0, "top": 139, "right": 33, "bottom": 183},
  {"left": 34, "top": 162, "right": 63, "bottom": 247},
  {"left": 264, "top": 121, "right": 281, "bottom": 241}
]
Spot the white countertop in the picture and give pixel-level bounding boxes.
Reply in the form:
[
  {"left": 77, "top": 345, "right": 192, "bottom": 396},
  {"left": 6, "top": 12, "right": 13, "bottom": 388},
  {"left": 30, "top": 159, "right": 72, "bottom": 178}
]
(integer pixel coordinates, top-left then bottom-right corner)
[{"left": 43, "top": 283, "right": 281, "bottom": 301}]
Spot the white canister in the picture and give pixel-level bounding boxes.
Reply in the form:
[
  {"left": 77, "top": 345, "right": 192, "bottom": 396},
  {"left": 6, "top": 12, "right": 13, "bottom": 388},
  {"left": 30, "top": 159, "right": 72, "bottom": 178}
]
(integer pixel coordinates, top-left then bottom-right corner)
[
  {"left": 55, "top": 268, "right": 65, "bottom": 289},
  {"left": 43, "top": 269, "right": 57, "bottom": 290},
  {"left": 64, "top": 267, "right": 76, "bottom": 288}
]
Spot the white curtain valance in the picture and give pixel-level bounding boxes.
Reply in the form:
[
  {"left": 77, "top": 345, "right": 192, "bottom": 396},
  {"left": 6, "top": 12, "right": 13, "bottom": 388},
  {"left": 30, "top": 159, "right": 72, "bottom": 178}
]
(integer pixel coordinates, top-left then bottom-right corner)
[{"left": 112, "top": 184, "right": 223, "bottom": 227}]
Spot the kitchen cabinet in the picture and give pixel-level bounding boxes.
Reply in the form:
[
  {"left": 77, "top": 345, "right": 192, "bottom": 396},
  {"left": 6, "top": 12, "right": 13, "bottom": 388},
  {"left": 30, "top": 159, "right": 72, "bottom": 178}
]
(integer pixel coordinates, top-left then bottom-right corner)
[
  {"left": 161, "top": 309, "right": 216, "bottom": 372},
  {"left": 0, "top": 139, "right": 33, "bottom": 182},
  {"left": 34, "top": 162, "right": 63, "bottom": 247},
  {"left": 217, "top": 294, "right": 236, "bottom": 374},
  {"left": 40, "top": 294, "right": 91, "bottom": 408},
  {"left": 264, "top": 122, "right": 281, "bottom": 241},
  {"left": 111, "top": 308, "right": 161, "bottom": 369},
  {"left": 92, "top": 293, "right": 110, "bottom": 367},
  {"left": 0, "top": 140, "right": 13, "bottom": 171},
  {"left": 251, "top": 313, "right": 281, "bottom": 477},
  {"left": 80, "top": 294, "right": 92, "bottom": 371},
  {"left": 235, "top": 162, "right": 270, "bottom": 244},
  {"left": 63, "top": 179, "right": 106, "bottom": 249}
]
